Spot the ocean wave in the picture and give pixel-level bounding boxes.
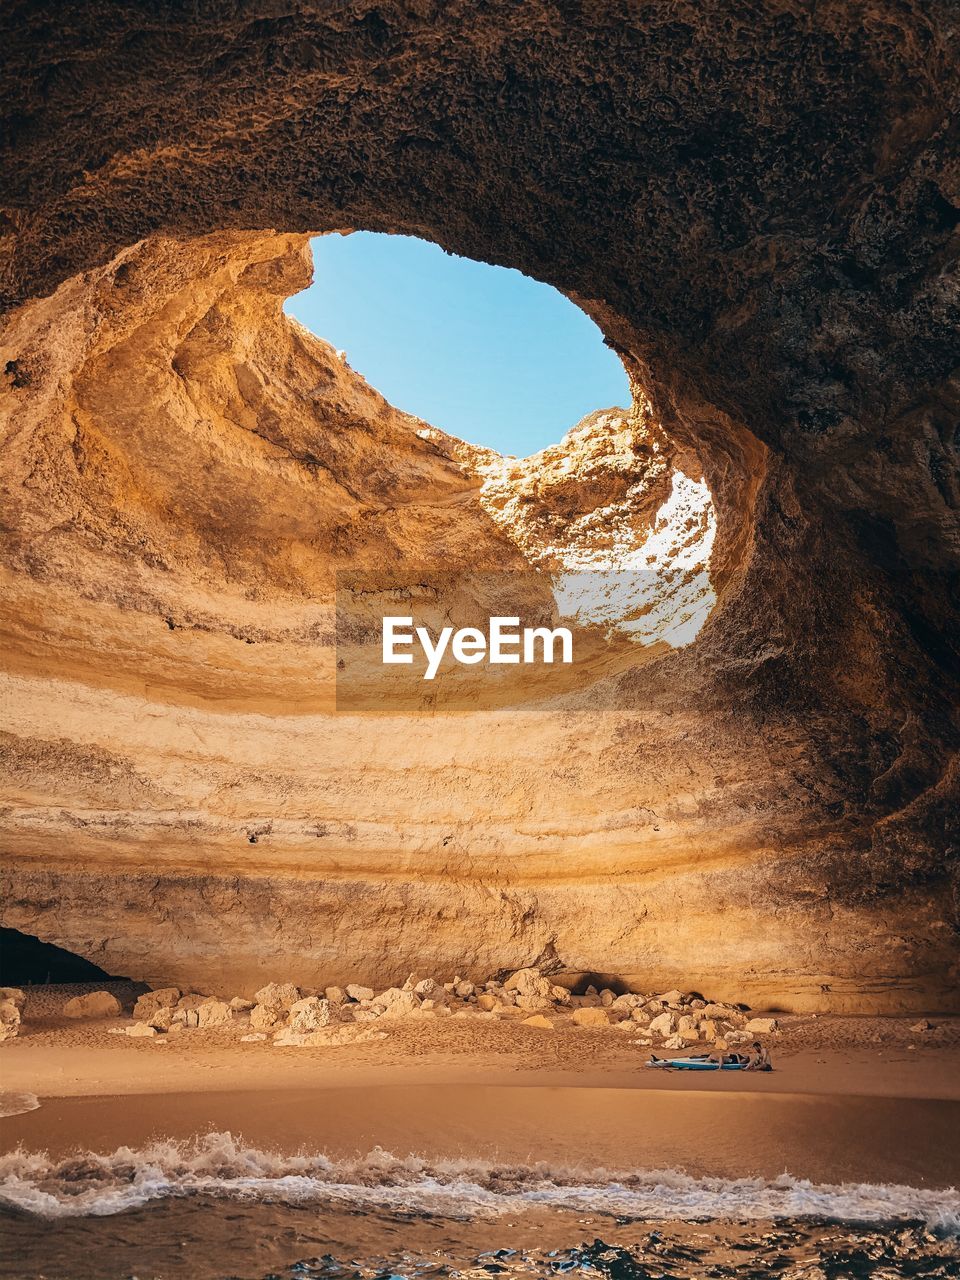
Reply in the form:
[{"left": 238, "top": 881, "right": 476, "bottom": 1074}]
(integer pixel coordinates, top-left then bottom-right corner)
[
  {"left": 0, "top": 1092, "right": 40, "bottom": 1119},
  {"left": 1, "top": 1132, "right": 957, "bottom": 1232}
]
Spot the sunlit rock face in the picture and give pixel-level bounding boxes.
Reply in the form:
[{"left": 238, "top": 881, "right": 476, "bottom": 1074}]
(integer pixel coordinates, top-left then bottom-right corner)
[{"left": 1, "top": 2, "right": 958, "bottom": 1008}]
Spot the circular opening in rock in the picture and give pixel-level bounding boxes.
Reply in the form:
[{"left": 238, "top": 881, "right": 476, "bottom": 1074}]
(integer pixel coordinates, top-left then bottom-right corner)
[
  {"left": 285, "top": 233, "right": 718, "bottom": 650},
  {"left": 284, "top": 231, "right": 631, "bottom": 456}
]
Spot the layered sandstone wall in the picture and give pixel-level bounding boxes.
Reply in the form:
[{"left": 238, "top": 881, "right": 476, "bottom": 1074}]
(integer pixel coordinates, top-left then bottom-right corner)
[
  {"left": 1, "top": 230, "right": 956, "bottom": 1010},
  {"left": 1, "top": 1, "right": 958, "bottom": 1009}
]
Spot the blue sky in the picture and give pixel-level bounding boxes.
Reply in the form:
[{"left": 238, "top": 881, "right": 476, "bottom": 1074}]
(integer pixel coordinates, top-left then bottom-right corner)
[{"left": 284, "top": 232, "right": 630, "bottom": 457}]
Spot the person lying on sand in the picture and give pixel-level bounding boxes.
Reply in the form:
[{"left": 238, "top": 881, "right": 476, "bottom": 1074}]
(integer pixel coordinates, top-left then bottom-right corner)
[{"left": 707, "top": 1038, "right": 731, "bottom": 1065}]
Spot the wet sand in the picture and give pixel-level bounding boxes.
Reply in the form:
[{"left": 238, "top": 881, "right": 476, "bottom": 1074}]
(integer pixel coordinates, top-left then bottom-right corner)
[{"left": 3, "top": 1083, "right": 960, "bottom": 1189}]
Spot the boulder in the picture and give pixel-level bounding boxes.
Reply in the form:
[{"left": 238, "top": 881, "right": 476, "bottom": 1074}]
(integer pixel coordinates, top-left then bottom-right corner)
[
  {"left": 657, "top": 989, "right": 684, "bottom": 1005},
  {"left": 253, "top": 982, "right": 301, "bottom": 1012},
  {"left": 250, "top": 1003, "right": 281, "bottom": 1032},
  {"left": 677, "top": 1014, "right": 697, "bottom": 1036},
  {"left": 744, "top": 1017, "right": 779, "bottom": 1034},
  {"left": 324, "top": 986, "right": 347, "bottom": 1005},
  {"left": 125, "top": 1022, "right": 157, "bottom": 1038},
  {"left": 148, "top": 1006, "right": 176, "bottom": 1031},
  {"left": 701, "top": 1003, "right": 730, "bottom": 1019},
  {"left": 572, "top": 1007, "right": 610, "bottom": 1028},
  {"left": 172, "top": 1007, "right": 200, "bottom": 1028},
  {"left": 345, "top": 984, "right": 374, "bottom": 1002},
  {"left": 63, "top": 991, "right": 121, "bottom": 1019},
  {"left": 288, "top": 997, "right": 332, "bottom": 1033},
  {"left": 229, "top": 996, "right": 255, "bottom": 1011},
  {"left": 495, "top": 1004, "right": 530, "bottom": 1018},
  {"left": 698, "top": 1019, "right": 718, "bottom": 1040},
  {"left": 600, "top": 989, "right": 616, "bottom": 1006},
  {"left": 0, "top": 987, "right": 26, "bottom": 1010},
  {"left": 133, "top": 987, "right": 180, "bottom": 1021},
  {"left": 241, "top": 1032, "right": 267, "bottom": 1042},
  {"left": 910, "top": 1019, "right": 933, "bottom": 1033},
  {"left": 376, "top": 990, "right": 420, "bottom": 1019},
  {"left": 662, "top": 1033, "right": 685, "bottom": 1050},
  {"left": 454, "top": 980, "right": 475, "bottom": 998},
  {"left": 505, "top": 968, "right": 550, "bottom": 998},
  {"left": 176, "top": 993, "right": 207, "bottom": 1010},
  {"left": 476, "top": 993, "right": 498, "bottom": 1012},
  {"left": 197, "top": 999, "right": 234, "bottom": 1028},
  {"left": 648, "top": 1011, "right": 675, "bottom": 1038},
  {"left": 550, "top": 985, "right": 572, "bottom": 1005},
  {"left": 522, "top": 1014, "right": 554, "bottom": 1029},
  {"left": 0, "top": 1001, "right": 21, "bottom": 1041}
]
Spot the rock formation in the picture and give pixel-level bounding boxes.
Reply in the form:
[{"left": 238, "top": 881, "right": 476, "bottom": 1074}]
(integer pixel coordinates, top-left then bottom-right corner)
[{"left": 0, "top": 2, "right": 957, "bottom": 1010}]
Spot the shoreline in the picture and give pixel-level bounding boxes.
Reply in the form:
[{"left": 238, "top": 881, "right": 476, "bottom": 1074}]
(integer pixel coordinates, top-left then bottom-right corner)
[
  {"left": 4, "top": 1083, "right": 960, "bottom": 1191},
  {"left": 4, "top": 984, "right": 959, "bottom": 1194}
]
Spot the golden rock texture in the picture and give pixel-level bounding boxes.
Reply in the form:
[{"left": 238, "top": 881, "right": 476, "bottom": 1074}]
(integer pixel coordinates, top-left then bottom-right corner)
[{"left": 0, "top": 2, "right": 957, "bottom": 1008}]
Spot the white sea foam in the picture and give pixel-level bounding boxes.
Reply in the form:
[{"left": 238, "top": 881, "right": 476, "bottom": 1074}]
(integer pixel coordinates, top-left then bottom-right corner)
[
  {"left": 0, "top": 1092, "right": 40, "bottom": 1119},
  {"left": 0, "top": 1132, "right": 957, "bottom": 1231}
]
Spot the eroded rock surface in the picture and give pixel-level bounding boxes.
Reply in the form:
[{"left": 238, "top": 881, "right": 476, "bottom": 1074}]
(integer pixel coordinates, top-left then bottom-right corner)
[{"left": 0, "top": 3, "right": 958, "bottom": 1010}]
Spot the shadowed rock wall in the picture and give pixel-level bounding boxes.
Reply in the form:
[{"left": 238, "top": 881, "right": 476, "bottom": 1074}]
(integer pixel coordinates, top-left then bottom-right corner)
[{"left": 1, "top": 2, "right": 958, "bottom": 1008}]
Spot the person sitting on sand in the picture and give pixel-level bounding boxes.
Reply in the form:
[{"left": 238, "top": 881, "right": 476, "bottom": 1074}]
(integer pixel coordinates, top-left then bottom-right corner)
[{"left": 743, "top": 1040, "right": 772, "bottom": 1070}]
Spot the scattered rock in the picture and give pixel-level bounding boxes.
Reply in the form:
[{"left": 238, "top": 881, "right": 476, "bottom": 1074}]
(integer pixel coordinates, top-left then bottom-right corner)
[
  {"left": 288, "top": 997, "right": 332, "bottom": 1032},
  {"left": 523, "top": 1014, "right": 554, "bottom": 1029},
  {"left": 376, "top": 990, "right": 420, "bottom": 1019},
  {"left": 241, "top": 1032, "right": 267, "bottom": 1042},
  {"left": 250, "top": 1003, "right": 281, "bottom": 1032},
  {"left": 254, "top": 982, "right": 301, "bottom": 1012},
  {"left": 345, "top": 984, "right": 374, "bottom": 1002},
  {"left": 504, "top": 968, "right": 554, "bottom": 1009},
  {"left": 197, "top": 999, "right": 234, "bottom": 1028},
  {"left": 174, "top": 994, "right": 206, "bottom": 1013},
  {"left": 133, "top": 988, "right": 180, "bottom": 1021},
  {"left": 125, "top": 1023, "right": 157, "bottom": 1038},
  {"left": 744, "top": 1017, "right": 779, "bottom": 1034},
  {"left": 648, "top": 1011, "right": 675, "bottom": 1038},
  {"left": 572, "top": 1007, "right": 610, "bottom": 1028},
  {"left": 0, "top": 1001, "right": 21, "bottom": 1041},
  {"left": 63, "top": 991, "right": 121, "bottom": 1019},
  {"left": 910, "top": 1019, "right": 934, "bottom": 1033},
  {"left": 148, "top": 1006, "right": 176, "bottom": 1031}
]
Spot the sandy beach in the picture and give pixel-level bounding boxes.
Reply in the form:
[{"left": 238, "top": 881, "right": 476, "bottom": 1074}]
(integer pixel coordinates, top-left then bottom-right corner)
[
  {"left": 3, "top": 986, "right": 960, "bottom": 1279},
  {"left": 3, "top": 983, "right": 959, "bottom": 1174}
]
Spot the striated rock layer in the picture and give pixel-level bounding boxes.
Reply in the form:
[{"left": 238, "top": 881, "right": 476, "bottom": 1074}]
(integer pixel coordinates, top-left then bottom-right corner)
[
  {"left": 0, "top": 230, "right": 955, "bottom": 1011},
  {"left": 1, "top": 2, "right": 958, "bottom": 1009}
]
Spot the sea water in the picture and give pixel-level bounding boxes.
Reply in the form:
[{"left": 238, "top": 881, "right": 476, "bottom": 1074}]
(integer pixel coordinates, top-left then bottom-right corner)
[{"left": 2, "top": 1132, "right": 959, "bottom": 1279}]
